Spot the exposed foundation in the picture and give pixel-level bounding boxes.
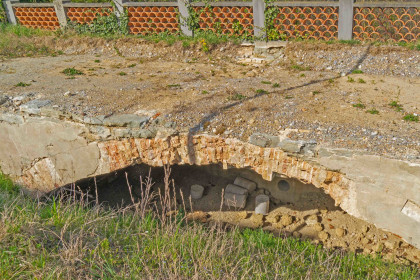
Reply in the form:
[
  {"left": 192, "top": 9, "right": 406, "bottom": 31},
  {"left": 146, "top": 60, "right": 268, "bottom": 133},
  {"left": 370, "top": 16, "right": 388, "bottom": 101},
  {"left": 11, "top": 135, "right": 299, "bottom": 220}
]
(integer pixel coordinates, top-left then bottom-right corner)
[{"left": 0, "top": 112, "right": 420, "bottom": 254}]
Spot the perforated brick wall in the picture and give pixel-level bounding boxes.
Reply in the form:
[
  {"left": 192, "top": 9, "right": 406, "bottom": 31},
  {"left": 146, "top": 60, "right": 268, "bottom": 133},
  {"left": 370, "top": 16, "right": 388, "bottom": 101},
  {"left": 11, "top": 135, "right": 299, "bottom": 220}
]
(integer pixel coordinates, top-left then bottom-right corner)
[
  {"left": 353, "top": 7, "right": 420, "bottom": 43},
  {"left": 13, "top": 7, "right": 60, "bottom": 30},
  {"left": 127, "top": 6, "right": 179, "bottom": 35},
  {"left": 195, "top": 6, "right": 254, "bottom": 36},
  {"left": 67, "top": 7, "right": 113, "bottom": 24},
  {"left": 273, "top": 6, "right": 338, "bottom": 40}
]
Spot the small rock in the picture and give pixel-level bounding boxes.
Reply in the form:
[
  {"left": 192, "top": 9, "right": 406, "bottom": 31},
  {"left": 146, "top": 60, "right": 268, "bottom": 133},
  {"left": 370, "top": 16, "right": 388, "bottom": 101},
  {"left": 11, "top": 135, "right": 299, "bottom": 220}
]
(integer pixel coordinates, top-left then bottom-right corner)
[
  {"left": 237, "top": 211, "right": 248, "bottom": 220},
  {"left": 0, "top": 95, "right": 8, "bottom": 105},
  {"left": 318, "top": 231, "right": 329, "bottom": 240},
  {"left": 313, "top": 223, "right": 324, "bottom": 232},
  {"left": 186, "top": 211, "right": 208, "bottom": 223},
  {"left": 335, "top": 228, "right": 346, "bottom": 237},
  {"left": 292, "top": 231, "right": 302, "bottom": 238},
  {"left": 384, "top": 241, "right": 397, "bottom": 250},
  {"left": 305, "top": 215, "right": 320, "bottom": 226},
  {"left": 373, "top": 242, "right": 384, "bottom": 252},
  {"left": 280, "top": 214, "right": 293, "bottom": 226},
  {"left": 266, "top": 214, "right": 279, "bottom": 224},
  {"left": 361, "top": 225, "right": 369, "bottom": 234},
  {"left": 361, "top": 238, "right": 370, "bottom": 245}
]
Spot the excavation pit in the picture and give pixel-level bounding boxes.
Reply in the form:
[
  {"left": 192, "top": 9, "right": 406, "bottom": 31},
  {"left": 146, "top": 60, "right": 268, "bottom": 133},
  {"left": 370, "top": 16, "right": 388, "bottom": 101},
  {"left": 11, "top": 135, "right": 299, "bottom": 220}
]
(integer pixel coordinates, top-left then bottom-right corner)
[{"left": 52, "top": 163, "right": 420, "bottom": 265}]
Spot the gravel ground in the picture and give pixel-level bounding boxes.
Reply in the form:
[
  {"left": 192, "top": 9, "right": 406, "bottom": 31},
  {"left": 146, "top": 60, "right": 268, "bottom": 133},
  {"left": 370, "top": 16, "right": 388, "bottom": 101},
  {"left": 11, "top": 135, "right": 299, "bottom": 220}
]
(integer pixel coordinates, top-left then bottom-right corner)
[{"left": 0, "top": 38, "right": 419, "bottom": 163}]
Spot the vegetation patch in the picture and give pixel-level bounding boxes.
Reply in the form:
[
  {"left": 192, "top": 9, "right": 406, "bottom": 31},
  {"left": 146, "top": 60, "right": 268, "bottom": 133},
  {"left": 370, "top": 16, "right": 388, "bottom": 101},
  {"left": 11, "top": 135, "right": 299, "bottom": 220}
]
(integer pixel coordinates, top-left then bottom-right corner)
[
  {"left": 256, "top": 89, "right": 268, "bottom": 95},
  {"left": 389, "top": 101, "right": 403, "bottom": 112},
  {"left": 366, "top": 109, "right": 379, "bottom": 115},
  {"left": 15, "top": 82, "right": 31, "bottom": 87},
  {"left": 0, "top": 172, "right": 418, "bottom": 279},
  {"left": 62, "top": 67, "right": 84, "bottom": 76},
  {"left": 352, "top": 103, "right": 366, "bottom": 109},
  {"left": 403, "top": 114, "right": 419, "bottom": 122}
]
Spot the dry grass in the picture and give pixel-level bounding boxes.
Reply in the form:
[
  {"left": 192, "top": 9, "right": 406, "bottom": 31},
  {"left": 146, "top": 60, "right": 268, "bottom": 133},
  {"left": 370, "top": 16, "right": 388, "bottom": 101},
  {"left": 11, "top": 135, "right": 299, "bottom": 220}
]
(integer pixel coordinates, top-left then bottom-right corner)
[{"left": 0, "top": 170, "right": 419, "bottom": 279}]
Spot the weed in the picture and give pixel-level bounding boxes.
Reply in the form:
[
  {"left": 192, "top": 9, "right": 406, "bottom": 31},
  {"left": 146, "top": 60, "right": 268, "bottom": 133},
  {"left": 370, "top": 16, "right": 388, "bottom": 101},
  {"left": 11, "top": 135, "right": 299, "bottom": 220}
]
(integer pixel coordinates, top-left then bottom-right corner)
[
  {"left": 312, "top": 91, "right": 320, "bottom": 96},
  {"left": 200, "top": 38, "right": 209, "bottom": 53},
  {"left": 229, "top": 93, "right": 246, "bottom": 101},
  {"left": 285, "top": 95, "right": 293, "bottom": 99},
  {"left": 403, "top": 114, "right": 419, "bottom": 122},
  {"left": 256, "top": 89, "right": 268, "bottom": 95},
  {"left": 291, "top": 64, "right": 309, "bottom": 71},
  {"left": 272, "top": 83, "right": 280, "bottom": 88},
  {"left": 353, "top": 103, "right": 366, "bottom": 109},
  {"left": 128, "top": 63, "right": 136, "bottom": 68},
  {"left": 201, "top": 90, "right": 209, "bottom": 95},
  {"left": 62, "top": 67, "right": 84, "bottom": 76},
  {"left": 15, "top": 82, "right": 30, "bottom": 87},
  {"left": 261, "top": 81, "right": 271, "bottom": 85},
  {"left": 352, "top": 69, "right": 363, "bottom": 74},
  {"left": 167, "top": 84, "right": 181, "bottom": 88},
  {"left": 367, "top": 109, "right": 379, "bottom": 115},
  {"left": 118, "top": 72, "right": 127, "bottom": 76},
  {"left": 328, "top": 79, "right": 335, "bottom": 84},
  {"left": 347, "top": 77, "right": 355, "bottom": 83},
  {"left": 358, "top": 78, "right": 366, "bottom": 84},
  {"left": 94, "top": 59, "right": 100, "bottom": 63},
  {"left": 300, "top": 73, "right": 305, "bottom": 77},
  {"left": 389, "top": 101, "right": 403, "bottom": 112}
]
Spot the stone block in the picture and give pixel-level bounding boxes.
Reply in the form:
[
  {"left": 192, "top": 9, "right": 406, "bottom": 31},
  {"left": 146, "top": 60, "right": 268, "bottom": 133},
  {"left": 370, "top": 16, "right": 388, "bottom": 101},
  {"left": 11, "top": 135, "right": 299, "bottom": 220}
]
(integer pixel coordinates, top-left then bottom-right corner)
[
  {"left": 234, "top": 177, "right": 257, "bottom": 192},
  {"left": 0, "top": 95, "right": 9, "bottom": 106},
  {"left": 255, "top": 194, "right": 269, "bottom": 215},
  {"left": 278, "top": 139, "right": 305, "bottom": 153},
  {"left": 224, "top": 192, "right": 247, "bottom": 209},
  {"left": 19, "top": 99, "right": 51, "bottom": 115},
  {"left": 84, "top": 115, "right": 105, "bottom": 125},
  {"left": 0, "top": 113, "right": 24, "bottom": 124},
  {"left": 103, "top": 114, "right": 149, "bottom": 128},
  {"left": 225, "top": 184, "right": 248, "bottom": 195},
  {"left": 190, "top": 184, "right": 204, "bottom": 199},
  {"left": 249, "top": 133, "right": 279, "bottom": 147}
]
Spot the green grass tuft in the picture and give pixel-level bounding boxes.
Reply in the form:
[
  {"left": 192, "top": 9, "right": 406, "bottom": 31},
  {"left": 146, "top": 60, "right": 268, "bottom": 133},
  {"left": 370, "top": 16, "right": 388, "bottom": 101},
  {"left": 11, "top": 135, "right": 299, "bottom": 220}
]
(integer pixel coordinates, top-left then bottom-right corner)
[
  {"left": 403, "top": 114, "right": 419, "bottom": 122},
  {"left": 15, "top": 82, "right": 31, "bottom": 87},
  {"left": 256, "top": 89, "right": 268, "bottom": 95},
  {"left": 353, "top": 103, "right": 366, "bottom": 109},
  {"left": 367, "top": 109, "right": 379, "bottom": 115},
  {"left": 62, "top": 67, "right": 84, "bottom": 76}
]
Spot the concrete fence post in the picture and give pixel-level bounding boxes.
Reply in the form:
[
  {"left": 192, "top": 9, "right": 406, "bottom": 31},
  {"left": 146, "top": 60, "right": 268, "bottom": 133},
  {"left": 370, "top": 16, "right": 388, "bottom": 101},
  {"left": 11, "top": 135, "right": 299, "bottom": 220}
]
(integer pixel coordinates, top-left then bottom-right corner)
[
  {"left": 178, "top": 0, "right": 192, "bottom": 36},
  {"left": 3, "top": 0, "right": 18, "bottom": 24},
  {"left": 113, "top": 0, "right": 124, "bottom": 20},
  {"left": 338, "top": 0, "right": 354, "bottom": 40},
  {"left": 252, "top": 0, "right": 265, "bottom": 39},
  {"left": 53, "top": 0, "right": 69, "bottom": 27}
]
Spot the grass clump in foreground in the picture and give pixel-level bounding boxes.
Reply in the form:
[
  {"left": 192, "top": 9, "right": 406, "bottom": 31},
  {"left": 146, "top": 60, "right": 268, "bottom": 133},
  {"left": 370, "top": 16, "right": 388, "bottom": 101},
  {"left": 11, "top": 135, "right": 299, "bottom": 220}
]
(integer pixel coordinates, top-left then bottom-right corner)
[{"left": 0, "top": 172, "right": 419, "bottom": 279}]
